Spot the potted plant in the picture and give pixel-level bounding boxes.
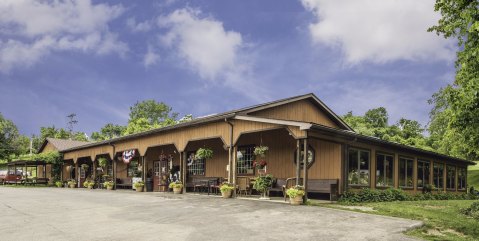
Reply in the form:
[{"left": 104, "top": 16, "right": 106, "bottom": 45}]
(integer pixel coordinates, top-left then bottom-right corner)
[
  {"left": 83, "top": 180, "right": 95, "bottom": 189},
  {"left": 195, "top": 148, "right": 213, "bottom": 160},
  {"left": 253, "top": 146, "right": 269, "bottom": 174},
  {"left": 286, "top": 185, "right": 305, "bottom": 205},
  {"left": 104, "top": 180, "right": 114, "bottom": 190},
  {"left": 253, "top": 145, "right": 269, "bottom": 157},
  {"left": 134, "top": 181, "right": 144, "bottom": 192},
  {"left": 253, "top": 174, "right": 273, "bottom": 200},
  {"left": 55, "top": 181, "right": 63, "bottom": 188},
  {"left": 220, "top": 183, "right": 235, "bottom": 198},
  {"left": 169, "top": 181, "right": 183, "bottom": 194},
  {"left": 67, "top": 179, "right": 77, "bottom": 188}
]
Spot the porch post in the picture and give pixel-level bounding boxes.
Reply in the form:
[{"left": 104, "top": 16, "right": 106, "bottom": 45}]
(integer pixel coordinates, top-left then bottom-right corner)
[
  {"left": 113, "top": 156, "right": 117, "bottom": 190},
  {"left": 92, "top": 158, "right": 97, "bottom": 181},
  {"left": 232, "top": 145, "right": 237, "bottom": 198},
  {"left": 296, "top": 139, "right": 301, "bottom": 185},
  {"left": 75, "top": 161, "right": 79, "bottom": 188},
  {"left": 182, "top": 151, "right": 187, "bottom": 193},
  {"left": 303, "top": 138, "right": 308, "bottom": 202},
  {"left": 141, "top": 156, "right": 146, "bottom": 183}
]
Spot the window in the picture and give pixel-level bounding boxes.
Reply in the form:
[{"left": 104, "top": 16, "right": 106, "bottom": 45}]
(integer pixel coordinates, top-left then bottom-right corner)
[
  {"left": 187, "top": 151, "right": 205, "bottom": 176},
  {"left": 446, "top": 165, "right": 456, "bottom": 190},
  {"left": 433, "top": 162, "right": 444, "bottom": 189},
  {"left": 293, "top": 145, "right": 316, "bottom": 169},
  {"left": 107, "top": 162, "right": 113, "bottom": 176},
  {"left": 237, "top": 146, "right": 254, "bottom": 175},
  {"left": 417, "top": 160, "right": 430, "bottom": 188},
  {"left": 376, "top": 154, "right": 394, "bottom": 187},
  {"left": 399, "top": 157, "right": 414, "bottom": 188},
  {"left": 348, "top": 148, "right": 370, "bottom": 186},
  {"left": 127, "top": 160, "right": 139, "bottom": 177},
  {"left": 458, "top": 167, "right": 466, "bottom": 190}
]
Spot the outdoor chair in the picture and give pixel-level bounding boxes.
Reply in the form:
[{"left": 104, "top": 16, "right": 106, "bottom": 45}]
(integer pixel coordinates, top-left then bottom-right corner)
[{"left": 237, "top": 177, "right": 250, "bottom": 196}]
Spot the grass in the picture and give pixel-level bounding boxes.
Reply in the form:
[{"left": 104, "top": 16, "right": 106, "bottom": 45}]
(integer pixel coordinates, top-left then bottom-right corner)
[
  {"left": 314, "top": 200, "right": 479, "bottom": 241},
  {"left": 468, "top": 162, "right": 479, "bottom": 190}
]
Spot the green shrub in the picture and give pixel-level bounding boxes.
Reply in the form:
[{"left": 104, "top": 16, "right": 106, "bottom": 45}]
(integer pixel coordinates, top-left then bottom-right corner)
[
  {"left": 168, "top": 181, "right": 183, "bottom": 189},
  {"left": 286, "top": 185, "right": 305, "bottom": 198},
  {"left": 133, "top": 181, "right": 145, "bottom": 188},
  {"left": 220, "top": 183, "right": 235, "bottom": 192},
  {"left": 460, "top": 202, "right": 479, "bottom": 220},
  {"left": 339, "top": 188, "right": 478, "bottom": 204},
  {"left": 55, "top": 181, "right": 63, "bottom": 188}
]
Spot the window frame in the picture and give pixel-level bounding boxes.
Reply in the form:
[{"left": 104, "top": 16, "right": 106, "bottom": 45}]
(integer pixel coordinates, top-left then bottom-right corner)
[
  {"left": 417, "top": 159, "right": 431, "bottom": 189},
  {"left": 187, "top": 151, "right": 206, "bottom": 176},
  {"left": 433, "top": 162, "right": 445, "bottom": 190},
  {"left": 399, "top": 156, "right": 414, "bottom": 189},
  {"left": 127, "top": 159, "right": 139, "bottom": 177},
  {"left": 236, "top": 145, "right": 255, "bottom": 176},
  {"left": 375, "top": 152, "right": 394, "bottom": 188},
  {"left": 293, "top": 144, "right": 316, "bottom": 169},
  {"left": 446, "top": 165, "right": 456, "bottom": 191},
  {"left": 347, "top": 147, "right": 371, "bottom": 187},
  {"left": 458, "top": 166, "right": 467, "bottom": 190}
]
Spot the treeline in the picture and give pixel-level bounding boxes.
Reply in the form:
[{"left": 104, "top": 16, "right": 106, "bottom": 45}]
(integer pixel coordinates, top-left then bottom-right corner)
[{"left": 0, "top": 99, "right": 192, "bottom": 162}]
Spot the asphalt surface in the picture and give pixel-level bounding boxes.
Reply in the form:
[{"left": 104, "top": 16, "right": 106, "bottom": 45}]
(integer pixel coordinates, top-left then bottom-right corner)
[{"left": 0, "top": 187, "right": 422, "bottom": 241}]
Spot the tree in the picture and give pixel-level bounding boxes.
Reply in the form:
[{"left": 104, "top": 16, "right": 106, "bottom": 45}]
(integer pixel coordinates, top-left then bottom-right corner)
[
  {"left": 123, "top": 118, "right": 159, "bottom": 135},
  {"left": 129, "top": 100, "right": 178, "bottom": 126},
  {"left": 91, "top": 123, "right": 126, "bottom": 141},
  {"left": 428, "top": 0, "right": 479, "bottom": 160},
  {"left": 0, "top": 113, "right": 30, "bottom": 160},
  {"left": 31, "top": 126, "right": 88, "bottom": 151}
]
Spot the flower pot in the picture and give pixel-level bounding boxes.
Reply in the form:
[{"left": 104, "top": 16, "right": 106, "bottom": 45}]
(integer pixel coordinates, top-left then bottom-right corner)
[
  {"left": 106, "top": 186, "right": 113, "bottom": 190},
  {"left": 69, "top": 184, "right": 76, "bottom": 188},
  {"left": 289, "top": 195, "right": 304, "bottom": 205},
  {"left": 173, "top": 187, "right": 182, "bottom": 194},
  {"left": 136, "top": 186, "right": 143, "bottom": 192},
  {"left": 221, "top": 190, "right": 232, "bottom": 198}
]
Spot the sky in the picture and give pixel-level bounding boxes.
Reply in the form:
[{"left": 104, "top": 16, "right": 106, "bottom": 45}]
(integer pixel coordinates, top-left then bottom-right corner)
[{"left": 0, "top": 0, "right": 457, "bottom": 137}]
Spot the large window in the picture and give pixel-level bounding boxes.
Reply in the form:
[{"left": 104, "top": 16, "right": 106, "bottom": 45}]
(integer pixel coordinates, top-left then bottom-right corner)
[
  {"left": 446, "top": 165, "right": 456, "bottom": 190},
  {"left": 237, "top": 146, "right": 255, "bottom": 174},
  {"left": 348, "top": 148, "right": 370, "bottom": 186},
  {"left": 376, "top": 154, "right": 394, "bottom": 187},
  {"left": 127, "top": 160, "right": 139, "bottom": 177},
  {"left": 417, "top": 160, "right": 430, "bottom": 188},
  {"left": 187, "top": 151, "right": 205, "bottom": 176},
  {"left": 433, "top": 162, "right": 444, "bottom": 189},
  {"left": 293, "top": 145, "right": 316, "bottom": 169},
  {"left": 399, "top": 157, "right": 414, "bottom": 188},
  {"left": 458, "top": 167, "right": 467, "bottom": 190}
]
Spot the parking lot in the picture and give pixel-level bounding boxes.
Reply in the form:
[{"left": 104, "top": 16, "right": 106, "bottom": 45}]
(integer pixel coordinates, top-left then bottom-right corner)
[{"left": 0, "top": 187, "right": 421, "bottom": 241}]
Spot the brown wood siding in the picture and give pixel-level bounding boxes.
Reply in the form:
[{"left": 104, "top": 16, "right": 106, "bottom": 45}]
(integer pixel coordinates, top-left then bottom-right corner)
[
  {"left": 308, "top": 139, "right": 342, "bottom": 193},
  {"left": 248, "top": 99, "right": 340, "bottom": 129},
  {"left": 236, "top": 129, "right": 296, "bottom": 179},
  {"left": 41, "top": 142, "right": 57, "bottom": 153},
  {"left": 185, "top": 138, "right": 228, "bottom": 178}
]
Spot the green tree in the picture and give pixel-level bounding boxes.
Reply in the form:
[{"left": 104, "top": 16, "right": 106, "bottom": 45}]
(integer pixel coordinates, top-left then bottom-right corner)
[
  {"left": 123, "top": 118, "right": 159, "bottom": 135},
  {"left": 428, "top": 0, "right": 479, "bottom": 160},
  {"left": 0, "top": 113, "right": 30, "bottom": 160},
  {"left": 91, "top": 123, "right": 126, "bottom": 141},
  {"left": 129, "top": 100, "right": 178, "bottom": 126}
]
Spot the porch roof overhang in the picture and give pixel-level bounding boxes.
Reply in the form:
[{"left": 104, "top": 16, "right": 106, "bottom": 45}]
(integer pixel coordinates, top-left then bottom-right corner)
[
  {"left": 310, "top": 124, "right": 475, "bottom": 166},
  {"left": 7, "top": 160, "right": 47, "bottom": 166},
  {"left": 233, "top": 115, "right": 313, "bottom": 130}
]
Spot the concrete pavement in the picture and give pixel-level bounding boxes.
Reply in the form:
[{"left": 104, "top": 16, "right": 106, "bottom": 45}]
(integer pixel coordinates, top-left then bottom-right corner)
[{"left": 0, "top": 187, "right": 422, "bottom": 241}]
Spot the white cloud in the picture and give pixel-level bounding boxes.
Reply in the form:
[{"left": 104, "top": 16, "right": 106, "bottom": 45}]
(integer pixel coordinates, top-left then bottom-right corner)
[
  {"left": 301, "top": 0, "right": 455, "bottom": 64},
  {"left": 143, "top": 45, "right": 160, "bottom": 68},
  {"left": 157, "top": 8, "right": 243, "bottom": 80},
  {"left": 126, "top": 17, "right": 152, "bottom": 32},
  {"left": 0, "top": 0, "right": 127, "bottom": 73}
]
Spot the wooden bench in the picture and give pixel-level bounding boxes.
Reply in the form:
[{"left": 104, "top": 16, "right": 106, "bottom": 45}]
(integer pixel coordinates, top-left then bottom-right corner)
[
  {"left": 268, "top": 178, "right": 287, "bottom": 197},
  {"left": 307, "top": 179, "right": 339, "bottom": 201},
  {"left": 187, "top": 177, "right": 219, "bottom": 193},
  {"left": 116, "top": 178, "right": 132, "bottom": 189},
  {"left": 282, "top": 178, "right": 339, "bottom": 201}
]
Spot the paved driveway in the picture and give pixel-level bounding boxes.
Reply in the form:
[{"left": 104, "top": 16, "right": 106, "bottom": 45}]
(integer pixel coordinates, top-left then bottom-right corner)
[{"left": 0, "top": 187, "right": 421, "bottom": 241}]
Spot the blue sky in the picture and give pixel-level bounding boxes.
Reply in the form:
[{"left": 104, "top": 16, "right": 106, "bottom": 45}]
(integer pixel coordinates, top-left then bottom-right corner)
[{"left": 0, "top": 0, "right": 456, "bottom": 137}]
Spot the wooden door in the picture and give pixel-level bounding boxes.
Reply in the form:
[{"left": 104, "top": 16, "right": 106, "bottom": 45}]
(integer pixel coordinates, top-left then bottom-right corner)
[
  {"left": 159, "top": 160, "right": 170, "bottom": 192},
  {"left": 153, "top": 161, "right": 160, "bottom": 191}
]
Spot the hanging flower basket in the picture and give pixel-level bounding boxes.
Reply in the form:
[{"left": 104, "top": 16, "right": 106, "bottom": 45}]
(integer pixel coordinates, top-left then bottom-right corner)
[
  {"left": 253, "top": 145, "right": 269, "bottom": 158},
  {"left": 195, "top": 148, "right": 213, "bottom": 160},
  {"left": 81, "top": 164, "right": 89, "bottom": 170}
]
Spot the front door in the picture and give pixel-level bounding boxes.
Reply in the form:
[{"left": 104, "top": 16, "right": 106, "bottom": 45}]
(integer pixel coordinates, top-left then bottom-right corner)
[{"left": 153, "top": 161, "right": 160, "bottom": 191}]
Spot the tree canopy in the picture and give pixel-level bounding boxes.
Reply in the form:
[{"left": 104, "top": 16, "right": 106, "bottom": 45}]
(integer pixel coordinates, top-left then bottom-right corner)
[{"left": 428, "top": 0, "right": 479, "bottom": 160}]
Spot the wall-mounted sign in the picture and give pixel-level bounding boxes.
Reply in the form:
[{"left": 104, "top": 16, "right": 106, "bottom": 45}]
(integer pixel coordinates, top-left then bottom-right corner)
[{"left": 122, "top": 150, "right": 136, "bottom": 164}]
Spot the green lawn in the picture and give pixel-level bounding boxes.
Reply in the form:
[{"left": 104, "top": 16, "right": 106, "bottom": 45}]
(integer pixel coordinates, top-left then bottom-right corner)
[
  {"left": 469, "top": 162, "right": 479, "bottom": 190},
  {"left": 315, "top": 200, "right": 479, "bottom": 241}
]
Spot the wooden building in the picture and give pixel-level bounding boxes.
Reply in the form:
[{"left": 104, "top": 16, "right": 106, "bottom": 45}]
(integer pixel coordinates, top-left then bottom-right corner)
[{"left": 58, "top": 93, "right": 474, "bottom": 196}]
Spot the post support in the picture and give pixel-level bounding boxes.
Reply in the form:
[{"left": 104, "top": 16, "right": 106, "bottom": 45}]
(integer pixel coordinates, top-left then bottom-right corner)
[{"left": 302, "top": 138, "right": 308, "bottom": 203}]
